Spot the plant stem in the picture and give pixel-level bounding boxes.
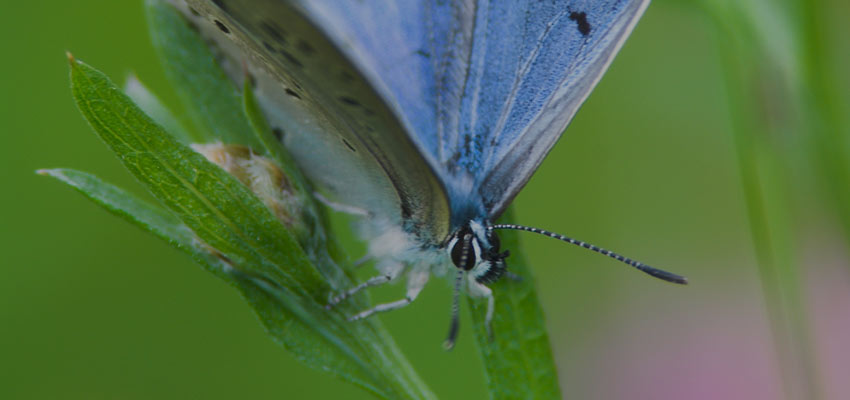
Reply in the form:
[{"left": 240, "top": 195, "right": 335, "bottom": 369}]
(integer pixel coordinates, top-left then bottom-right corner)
[
  {"left": 709, "top": 8, "right": 823, "bottom": 399},
  {"left": 795, "top": 0, "right": 850, "bottom": 251}
]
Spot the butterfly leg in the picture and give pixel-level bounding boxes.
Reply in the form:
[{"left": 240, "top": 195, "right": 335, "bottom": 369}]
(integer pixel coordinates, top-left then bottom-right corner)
[
  {"left": 326, "top": 269, "right": 402, "bottom": 309},
  {"left": 468, "top": 276, "right": 495, "bottom": 340},
  {"left": 352, "top": 254, "right": 373, "bottom": 269},
  {"left": 444, "top": 270, "right": 464, "bottom": 350},
  {"left": 349, "top": 268, "right": 429, "bottom": 321}
]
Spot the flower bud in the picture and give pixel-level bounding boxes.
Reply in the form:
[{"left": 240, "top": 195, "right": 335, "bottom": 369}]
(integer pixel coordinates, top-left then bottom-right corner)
[{"left": 192, "top": 143, "right": 307, "bottom": 234}]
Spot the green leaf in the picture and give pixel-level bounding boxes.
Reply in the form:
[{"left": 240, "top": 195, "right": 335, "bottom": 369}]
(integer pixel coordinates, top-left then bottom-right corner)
[
  {"left": 37, "top": 168, "right": 194, "bottom": 255},
  {"left": 66, "top": 54, "right": 434, "bottom": 400},
  {"left": 468, "top": 208, "right": 562, "bottom": 400},
  {"left": 36, "top": 168, "right": 232, "bottom": 279},
  {"left": 35, "top": 168, "right": 404, "bottom": 394},
  {"left": 124, "top": 74, "right": 193, "bottom": 144},
  {"left": 146, "top": 0, "right": 261, "bottom": 149},
  {"left": 242, "top": 79, "right": 292, "bottom": 172},
  {"left": 70, "top": 52, "right": 321, "bottom": 296}
]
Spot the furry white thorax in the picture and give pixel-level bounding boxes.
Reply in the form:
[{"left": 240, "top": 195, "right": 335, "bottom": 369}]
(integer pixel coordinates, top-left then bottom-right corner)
[
  {"left": 356, "top": 215, "right": 497, "bottom": 299},
  {"left": 359, "top": 216, "right": 451, "bottom": 280},
  {"left": 318, "top": 210, "right": 499, "bottom": 335}
]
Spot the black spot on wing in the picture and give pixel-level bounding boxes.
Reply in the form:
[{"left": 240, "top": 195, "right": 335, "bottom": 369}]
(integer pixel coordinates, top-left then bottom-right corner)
[
  {"left": 261, "top": 21, "right": 288, "bottom": 44},
  {"left": 272, "top": 127, "right": 284, "bottom": 141},
  {"left": 214, "top": 20, "right": 230, "bottom": 34},
  {"left": 338, "top": 96, "right": 360, "bottom": 107},
  {"left": 568, "top": 11, "right": 591, "bottom": 36},
  {"left": 285, "top": 88, "right": 302, "bottom": 99},
  {"left": 342, "top": 139, "right": 356, "bottom": 152},
  {"left": 279, "top": 49, "right": 303, "bottom": 68}
]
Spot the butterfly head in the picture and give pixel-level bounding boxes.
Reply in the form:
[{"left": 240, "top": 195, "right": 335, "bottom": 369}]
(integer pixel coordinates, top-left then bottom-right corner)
[{"left": 445, "top": 220, "right": 510, "bottom": 284}]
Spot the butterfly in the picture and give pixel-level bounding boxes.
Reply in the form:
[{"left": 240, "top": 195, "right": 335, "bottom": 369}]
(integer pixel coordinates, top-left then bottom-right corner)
[{"left": 172, "top": 0, "right": 687, "bottom": 348}]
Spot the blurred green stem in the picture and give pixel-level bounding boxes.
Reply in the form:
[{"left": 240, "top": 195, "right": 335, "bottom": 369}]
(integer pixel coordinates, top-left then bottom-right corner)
[
  {"left": 710, "top": 8, "right": 823, "bottom": 400},
  {"left": 795, "top": 0, "right": 850, "bottom": 247}
]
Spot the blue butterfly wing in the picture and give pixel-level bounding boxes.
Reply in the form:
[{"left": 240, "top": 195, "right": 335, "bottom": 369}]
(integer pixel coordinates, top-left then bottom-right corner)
[
  {"left": 288, "top": 0, "right": 650, "bottom": 219},
  {"left": 289, "top": 1, "right": 474, "bottom": 202},
  {"left": 468, "top": 1, "right": 651, "bottom": 217},
  {"left": 177, "top": 0, "right": 648, "bottom": 234}
]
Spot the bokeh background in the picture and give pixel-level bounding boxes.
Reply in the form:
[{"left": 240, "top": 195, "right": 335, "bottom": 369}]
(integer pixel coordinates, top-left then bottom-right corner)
[{"left": 2, "top": 1, "right": 848, "bottom": 399}]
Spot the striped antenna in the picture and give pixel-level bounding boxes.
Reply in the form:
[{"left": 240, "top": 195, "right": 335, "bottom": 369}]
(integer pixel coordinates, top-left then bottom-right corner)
[{"left": 491, "top": 224, "right": 688, "bottom": 285}]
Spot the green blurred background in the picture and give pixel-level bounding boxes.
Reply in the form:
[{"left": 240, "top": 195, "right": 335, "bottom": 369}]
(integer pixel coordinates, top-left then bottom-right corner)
[{"left": 2, "top": 1, "right": 848, "bottom": 399}]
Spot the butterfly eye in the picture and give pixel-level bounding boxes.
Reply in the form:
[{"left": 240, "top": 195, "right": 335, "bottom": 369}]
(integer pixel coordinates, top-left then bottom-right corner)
[{"left": 450, "top": 234, "right": 476, "bottom": 271}]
